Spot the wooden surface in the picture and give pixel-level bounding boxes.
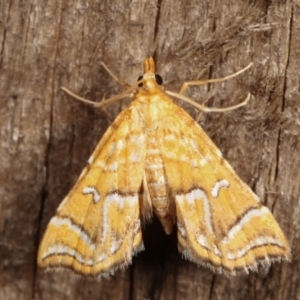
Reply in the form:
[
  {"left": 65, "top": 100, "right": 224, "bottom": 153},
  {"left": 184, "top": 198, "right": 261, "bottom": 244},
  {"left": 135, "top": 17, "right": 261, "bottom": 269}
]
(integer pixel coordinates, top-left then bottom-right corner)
[{"left": 1, "top": 0, "right": 300, "bottom": 299}]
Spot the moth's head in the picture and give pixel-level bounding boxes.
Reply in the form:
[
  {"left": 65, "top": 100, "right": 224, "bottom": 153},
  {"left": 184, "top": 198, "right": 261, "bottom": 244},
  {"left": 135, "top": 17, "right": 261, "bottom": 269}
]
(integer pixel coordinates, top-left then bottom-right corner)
[{"left": 136, "top": 57, "right": 163, "bottom": 90}]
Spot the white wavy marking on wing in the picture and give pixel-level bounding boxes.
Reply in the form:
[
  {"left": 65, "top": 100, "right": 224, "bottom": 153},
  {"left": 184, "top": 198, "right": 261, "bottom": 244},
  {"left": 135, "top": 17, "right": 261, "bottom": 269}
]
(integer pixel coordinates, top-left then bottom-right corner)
[
  {"left": 222, "top": 207, "right": 270, "bottom": 244},
  {"left": 211, "top": 179, "right": 230, "bottom": 198},
  {"left": 50, "top": 216, "right": 96, "bottom": 251},
  {"left": 176, "top": 188, "right": 215, "bottom": 236},
  {"left": 101, "top": 194, "right": 139, "bottom": 242},
  {"left": 82, "top": 186, "right": 101, "bottom": 203},
  {"left": 227, "top": 236, "right": 284, "bottom": 260},
  {"left": 43, "top": 243, "right": 95, "bottom": 266}
]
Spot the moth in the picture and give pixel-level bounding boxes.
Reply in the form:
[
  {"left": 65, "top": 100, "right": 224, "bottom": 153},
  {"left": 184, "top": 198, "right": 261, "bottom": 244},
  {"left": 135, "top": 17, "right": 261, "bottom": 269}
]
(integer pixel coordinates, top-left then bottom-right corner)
[{"left": 38, "top": 57, "right": 290, "bottom": 277}]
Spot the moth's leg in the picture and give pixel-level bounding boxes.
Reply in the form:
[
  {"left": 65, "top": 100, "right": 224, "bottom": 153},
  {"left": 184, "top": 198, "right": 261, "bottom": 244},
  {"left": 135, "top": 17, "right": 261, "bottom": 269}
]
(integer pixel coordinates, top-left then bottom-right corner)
[
  {"left": 178, "top": 63, "right": 253, "bottom": 95},
  {"left": 166, "top": 91, "right": 251, "bottom": 114},
  {"left": 60, "top": 86, "right": 114, "bottom": 122},
  {"left": 100, "top": 62, "right": 130, "bottom": 90},
  {"left": 175, "top": 63, "right": 253, "bottom": 120},
  {"left": 195, "top": 90, "right": 217, "bottom": 122},
  {"left": 97, "top": 96, "right": 113, "bottom": 123},
  {"left": 61, "top": 61, "right": 132, "bottom": 122}
]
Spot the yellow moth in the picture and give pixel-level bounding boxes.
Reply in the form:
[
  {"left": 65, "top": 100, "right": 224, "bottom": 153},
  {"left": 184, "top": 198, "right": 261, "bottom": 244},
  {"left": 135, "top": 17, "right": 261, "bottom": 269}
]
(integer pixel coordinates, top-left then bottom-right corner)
[{"left": 38, "top": 57, "right": 290, "bottom": 277}]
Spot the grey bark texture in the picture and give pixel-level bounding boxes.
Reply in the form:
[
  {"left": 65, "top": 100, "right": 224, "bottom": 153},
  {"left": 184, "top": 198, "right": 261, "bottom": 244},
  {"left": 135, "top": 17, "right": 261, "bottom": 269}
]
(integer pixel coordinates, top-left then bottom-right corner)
[{"left": 1, "top": 0, "right": 300, "bottom": 299}]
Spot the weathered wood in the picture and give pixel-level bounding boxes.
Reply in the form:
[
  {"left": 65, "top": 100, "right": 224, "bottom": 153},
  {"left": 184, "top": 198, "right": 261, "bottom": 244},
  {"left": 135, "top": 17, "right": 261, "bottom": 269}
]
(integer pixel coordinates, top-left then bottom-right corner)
[{"left": 1, "top": 0, "right": 300, "bottom": 299}]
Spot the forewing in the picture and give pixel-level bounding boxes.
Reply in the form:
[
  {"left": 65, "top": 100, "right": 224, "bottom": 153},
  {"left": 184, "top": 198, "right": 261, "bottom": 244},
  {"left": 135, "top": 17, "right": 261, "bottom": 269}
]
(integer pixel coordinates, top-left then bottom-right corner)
[
  {"left": 38, "top": 106, "right": 146, "bottom": 278},
  {"left": 158, "top": 102, "right": 290, "bottom": 275}
]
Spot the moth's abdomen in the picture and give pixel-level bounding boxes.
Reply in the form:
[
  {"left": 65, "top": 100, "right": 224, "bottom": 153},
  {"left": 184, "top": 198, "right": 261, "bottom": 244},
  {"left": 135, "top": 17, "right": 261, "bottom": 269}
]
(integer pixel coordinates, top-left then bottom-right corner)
[{"left": 145, "top": 136, "right": 175, "bottom": 234}]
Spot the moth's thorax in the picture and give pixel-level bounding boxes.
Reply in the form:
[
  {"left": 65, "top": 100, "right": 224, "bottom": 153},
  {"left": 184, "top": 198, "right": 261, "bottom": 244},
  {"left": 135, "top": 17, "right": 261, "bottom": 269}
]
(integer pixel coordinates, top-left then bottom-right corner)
[{"left": 133, "top": 83, "right": 172, "bottom": 131}]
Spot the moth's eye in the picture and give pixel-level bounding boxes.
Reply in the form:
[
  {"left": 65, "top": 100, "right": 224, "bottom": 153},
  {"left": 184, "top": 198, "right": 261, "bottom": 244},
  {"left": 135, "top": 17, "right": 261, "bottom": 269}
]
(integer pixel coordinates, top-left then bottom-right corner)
[
  {"left": 137, "top": 75, "right": 143, "bottom": 87},
  {"left": 155, "top": 74, "right": 163, "bottom": 85}
]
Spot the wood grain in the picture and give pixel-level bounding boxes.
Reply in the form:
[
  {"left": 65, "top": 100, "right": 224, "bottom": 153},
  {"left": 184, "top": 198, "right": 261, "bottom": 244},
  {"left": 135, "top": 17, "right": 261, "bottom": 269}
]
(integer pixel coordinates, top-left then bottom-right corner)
[{"left": 1, "top": 0, "right": 299, "bottom": 299}]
